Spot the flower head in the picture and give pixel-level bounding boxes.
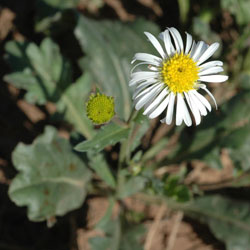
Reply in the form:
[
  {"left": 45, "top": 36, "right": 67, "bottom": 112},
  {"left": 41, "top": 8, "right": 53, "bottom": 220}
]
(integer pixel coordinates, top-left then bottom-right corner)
[
  {"left": 130, "top": 27, "right": 228, "bottom": 126},
  {"left": 86, "top": 93, "right": 115, "bottom": 125}
]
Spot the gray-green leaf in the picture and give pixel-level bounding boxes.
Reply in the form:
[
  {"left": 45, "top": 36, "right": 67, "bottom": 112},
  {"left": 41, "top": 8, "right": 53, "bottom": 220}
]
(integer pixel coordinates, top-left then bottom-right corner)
[
  {"left": 55, "top": 73, "right": 95, "bottom": 138},
  {"left": 74, "top": 122, "right": 130, "bottom": 153},
  {"left": 8, "top": 126, "right": 92, "bottom": 224},
  {"left": 89, "top": 217, "right": 145, "bottom": 250},
  {"left": 117, "top": 175, "right": 147, "bottom": 199},
  {"left": 186, "top": 195, "right": 250, "bottom": 250},
  {"left": 4, "top": 38, "right": 94, "bottom": 138},
  {"left": 221, "top": 125, "right": 250, "bottom": 171},
  {"left": 4, "top": 38, "right": 72, "bottom": 105},
  {"left": 88, "top": 153, "right": 116, "bottom": 188}
]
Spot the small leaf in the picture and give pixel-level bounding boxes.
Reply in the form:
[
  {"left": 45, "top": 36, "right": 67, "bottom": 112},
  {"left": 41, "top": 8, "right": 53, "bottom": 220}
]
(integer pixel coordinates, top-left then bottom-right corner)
[
  {"left": 95, "top": 197, "right": 115, "bottom": 230},
  {"left": 130, "top": 111, "right": 150, "bottom": 152},
  {"left": 35, "top": 0, "right": 79, "bottom": 32},
  {"left": 88, "top": 153, "right": 116, "bottom": 188},
  {"left": 8, "top": 126, "right": 92, "bottom": 223},
  {"left": 173, "top": 124, "right": 222, "bottom": 169},
  {"left": 74, "top": 122, "right": 130, "bottom": 153},
  {"left": 4, "top": 41, "right": 30, "bottom": 71},
  {"left": 89, "top": 217, "right": 145, "bottom": 250},
  {"left": 90, "top": 218, "right": 121, "bottom": 250},
  {"left": 239, "top": 73, "right": 250, "bottom": 90},
  {"left": 117, "top": 176, "right": 147, "bottom": 199},
  {"left": 164, "top": 175, "right": 191, "bottom": 202},
  {"left": 220, "top": 91, "right": 250, "bottom": 128},
  {"left": 186, "top": 195, "right": 250, "bottom": 250},
  {"left": 221, "top": 125, "right": 250, "bottom": 171}
]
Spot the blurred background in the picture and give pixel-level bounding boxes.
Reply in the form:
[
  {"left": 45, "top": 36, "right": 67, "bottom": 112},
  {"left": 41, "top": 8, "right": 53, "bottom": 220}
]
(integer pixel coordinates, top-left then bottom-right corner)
[{"left": 0, "top": 0, "right": 250, "bottom": 249}]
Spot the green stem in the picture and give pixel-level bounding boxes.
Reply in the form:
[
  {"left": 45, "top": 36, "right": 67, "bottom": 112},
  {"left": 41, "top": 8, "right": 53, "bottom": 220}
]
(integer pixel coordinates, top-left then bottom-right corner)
[
  {"left": 116, "top": 109, "right": 138, "bottom": 197},
  {"left": 126, "top": 109, "right": 138, "bottom": 123},
  {"left": 112, "top": 116, "right": 129, "bottom": 128},
  {"left": 118, "top": 109, "right": 138, "bottom": 166}
]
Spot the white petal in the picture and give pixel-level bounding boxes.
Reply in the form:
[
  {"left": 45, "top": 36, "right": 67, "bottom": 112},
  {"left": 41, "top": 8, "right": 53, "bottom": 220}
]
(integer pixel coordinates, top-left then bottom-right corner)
[
  {"left": 183, "top": 104, "right": 192, "bottom": 126},
  {"left": 129, "top": 71, "right": 158, "bottom": 86},
  {"left": 135, "top": 83, "right": 163, "bottom": 110},
  {"left": 199, "top": 84, "right": 218, "bottom": 109},
  {"left": 199, "top": 75, "right": 228, "bottom": 83},
  {"left": 176, "top": 93, "right": 184, "bottom": 126},
  {"left": 131, "top": 71, "right": 158, "bottom": 78},
  {"left": 200, "top": 43, "right": 209, "bottom": 55},
  {"left": 184, "top": 92, "right": 201, "bottom": 125},
  {"left": 133, "top": 82, "right": 158, "bottom": 100},
  {"left": 160, "top": 30, "right": 174, "bottom": 57},
  {"left": 198, "top": 66, "right": 224, "bottom": 76},
  {"left": 132, "top": 53, "right": 162, "bottom": 65},
  {"left": 148, "top": 65, "right": 158, "bottom": 71},
  {"left": 169, "top": 27, "right": 184, "bottom": 52},
  {"left": 131, "top": 62, "right": 152, "bottom": 74},
  {"left": 144, "top": 32, "right": 166, "bottom": 58},
  {"left": 185, "top": 32, "right": 192, "bottom": 54},
  {"left": 199, "top": 60, "right": 223, "bottom": 71},
  {"left": 176, "top": 93, "right": 192, "bottom": 126},
  {"left": 192, "top": 90, "right": 211, "bottom": 112},
  {"left": 143, "top": 88, "right": 168, "bottom": 115},
  {"left": 197, "top": 43, "right": 220, "bottom": 66},
  {"left": 148, "top": 94, "right": 170, "bottom": 119},
  {"left": 166, "top": 92, "right": 175, "bottom": 124},
  {"left": 192, "top": 41, "right": 206, "bottom": 61},
  {"left": 189, "top": 41, "right": 197, "bottom": 58},
  {"left": 132, "top": 79, "right": 158, "bottom": 99},
  {"left": 189, "top": 92, "right": 207, "bottom": 116}
]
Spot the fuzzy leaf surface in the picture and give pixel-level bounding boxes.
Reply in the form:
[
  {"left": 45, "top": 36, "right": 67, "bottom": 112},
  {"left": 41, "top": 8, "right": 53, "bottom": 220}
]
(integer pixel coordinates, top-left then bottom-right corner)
[
  {"left": 8, "top": 126, "right": 92, "bottom": 223},
  {"left": 186, "top": 195, "right": 250, "bottom": 250},
  {"left": 89, "top": 217, "right": 145, "bottom": 250},
  {"left": 88, "top": 153, "right": 116, "bottom": 188},
  {"left": 4, "top": 38, "right": 72, "bottom": 105},
  {"left": 74, "top": 122, "right": 130, "bottom": 153},
  {"left": 4, "top": 39, "right": 94, "bottom": 138}
]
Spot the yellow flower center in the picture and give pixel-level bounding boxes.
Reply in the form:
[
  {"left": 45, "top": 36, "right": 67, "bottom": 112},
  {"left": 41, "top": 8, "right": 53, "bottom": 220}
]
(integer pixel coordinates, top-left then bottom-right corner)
[
  {"left": 86, "top": 93, "right": 115, "bottom": 125},
  {"left": 161, "top": 53, "right": 199, "bottom": 94}
]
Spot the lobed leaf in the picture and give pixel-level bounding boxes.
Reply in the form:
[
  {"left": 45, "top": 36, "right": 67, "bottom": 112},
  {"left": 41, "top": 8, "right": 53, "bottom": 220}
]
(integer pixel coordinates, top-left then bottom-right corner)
[
  {"left": 4, "top": 38, "right": 72, "bottom": 104},
  {"left": 4, "top": 38, "right": 94, "bottom": 138},
  {"left": 8, "top": 126, "right": 92, "bottom": 224}
]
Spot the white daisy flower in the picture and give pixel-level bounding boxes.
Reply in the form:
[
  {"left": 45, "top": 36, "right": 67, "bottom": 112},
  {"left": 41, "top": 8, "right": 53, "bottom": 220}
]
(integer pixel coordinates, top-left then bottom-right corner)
[{"left": 129, "top": 27, "right": 228, "bottom": 126}]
